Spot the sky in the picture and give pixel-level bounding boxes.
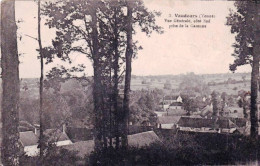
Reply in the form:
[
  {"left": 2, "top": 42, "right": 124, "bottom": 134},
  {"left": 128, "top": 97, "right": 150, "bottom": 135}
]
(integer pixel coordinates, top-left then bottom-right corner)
[{"left": 15, "top": 0, "right": 251, "bottom": 78}]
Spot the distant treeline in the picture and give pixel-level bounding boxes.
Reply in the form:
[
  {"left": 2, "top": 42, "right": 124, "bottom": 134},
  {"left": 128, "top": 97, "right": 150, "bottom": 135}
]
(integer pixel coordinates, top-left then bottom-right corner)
[{"left": 208, "top": 79, "right": 249, "bottom": 86}]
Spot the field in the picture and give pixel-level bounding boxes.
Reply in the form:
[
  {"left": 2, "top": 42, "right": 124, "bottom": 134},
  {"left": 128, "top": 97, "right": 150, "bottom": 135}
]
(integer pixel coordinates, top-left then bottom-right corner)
[
  {"left": 18, "top": 72, "right": 251, "bottom": 98},
  {"left": 131, "top": 72, "right": 251, "bottom": 96}
]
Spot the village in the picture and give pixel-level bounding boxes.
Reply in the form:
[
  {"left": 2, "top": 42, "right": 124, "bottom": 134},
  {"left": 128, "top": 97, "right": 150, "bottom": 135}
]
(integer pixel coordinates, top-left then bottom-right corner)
[
  {"left": 156, "top": 94, "right": 248, "bottom": 134},
  {"left": 16, "top": 72, "right": 256, "bottom": 164},
  {"left": 2, "top": 0, "right": 260, "bottom": 165}
]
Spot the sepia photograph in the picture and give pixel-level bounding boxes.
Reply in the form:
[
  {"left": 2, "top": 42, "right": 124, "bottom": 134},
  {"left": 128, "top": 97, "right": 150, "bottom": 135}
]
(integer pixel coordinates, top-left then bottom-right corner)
[{"left": 1, "top": 0, "right": 260, "bottom": 165}]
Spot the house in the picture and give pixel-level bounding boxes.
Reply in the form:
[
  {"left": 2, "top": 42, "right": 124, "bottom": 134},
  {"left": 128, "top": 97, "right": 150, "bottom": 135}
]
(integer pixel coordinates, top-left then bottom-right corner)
[
  {"left": 128, "top": 125, "right": 154, "bottom": 135},
  {"left": 177, "top": 117, "right": 216, "bottom": 132},
  {"left": 157, "top": 116, "right": 182, "bottom": 129},
  {"left": 177, "top": 117, "right": 237, "bottom": 134},
  {"left": 62, "top": 140, "right": 95, "bottom": 158},
  {"left": 190, "top": 114, "right": 202, "bottom": 118},
  {"left": 217, "top": 119, "right": 238, "bottom": 133},
  {"left": 154, "top": 111, "right": 165, "bottom": 117},
  {"left": 62, "top": 131, "right": 160, "bottom": 159},
  {"left": 162, "top": 95, "right": 182, "bottom": 105},
  {"left": 19, "top": 126, "right": 72, "bottom": 156},
  {"left": 19, "top": 121, "right": 35, "bottom": 132},
  {"left": 43, "top": 129, "right": 73, "bottom": 146},
  {"left": 169, "top": 102, "right": 183, "bottom": 110},
  {"left": 128, "top": 131, "right": 160, "bottom": 147},
  {"left": 164, "top": 109, "right": 187, "bottom": 116},
  {"left": 159, "top": 95, "right": 183, "bottom": 111},
  {"left": 223, "top": 117, "right": 248, "bottom": 134},
  {"left": 223, "top": 107, "right": 244, "bottom": 118},
  {"left": 19, "top": 131, "right": 39, "bottom": 156},
  {"left": 159, "top": 102, "right": 170, "bottom": 111},
  {"left": 229, "top": 118, "right": 247, "bottom": 128}
]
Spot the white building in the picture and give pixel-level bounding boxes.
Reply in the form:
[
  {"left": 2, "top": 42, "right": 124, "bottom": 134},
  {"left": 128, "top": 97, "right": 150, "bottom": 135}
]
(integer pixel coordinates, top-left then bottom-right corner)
[
  {"left": 19, "top": 127, "right": 72, "bottom": 156},
  {"left": 19, "top": 131, "right": 39, "bottom": 156}
]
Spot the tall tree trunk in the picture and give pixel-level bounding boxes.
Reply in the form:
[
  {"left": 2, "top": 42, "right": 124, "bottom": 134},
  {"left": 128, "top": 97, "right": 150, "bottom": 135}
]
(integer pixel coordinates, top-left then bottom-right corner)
[
  {"left": 91, "top": 4, "right": 104, "bottom": 151},
  {"left": 113, "top": 6, "right": 120, "bottom": 149},
  {"left": 0, "top": 5, "right": 2, "bottom": 166},
  {"left": 122, "top": 2, "right": 133, "bottom": 148},
  {"left": 1, "top": 0, "right": 20, "bottom": 165},
  {"left": 37, "top": 0, "right": 45, "bottom": 160},
  {"left": 108, "top": 51, "right": 113, "bottom": 148},
  {"left": 109, "top": 65, "right": 113, "bottom": 147},
  {"left": 242, "top": 97, "right": 248, "bottom": 119},
  {"left": 250, "top": 51, "right": 259, "bottom": 139},
  {"left": 251, "top": 2, "right": 260, "bottom": 139}
]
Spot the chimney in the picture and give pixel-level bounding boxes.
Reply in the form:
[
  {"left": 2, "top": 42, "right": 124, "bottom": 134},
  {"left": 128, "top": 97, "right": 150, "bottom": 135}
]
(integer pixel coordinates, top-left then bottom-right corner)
[
  {"left": 62, "top": 124, "right": 66, "bottom": 134},
  {"left": 34, "top": 127, "right": 37, "bottom": 135}
]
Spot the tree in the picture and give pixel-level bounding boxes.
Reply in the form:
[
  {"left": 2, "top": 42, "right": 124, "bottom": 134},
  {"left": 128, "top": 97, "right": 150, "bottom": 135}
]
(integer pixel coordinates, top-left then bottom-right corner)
[
  {"left": 211, "top": 91, "right": 219, "bottom": 117},
  {"left": 37, "top": 0, "right": 46, "bottom": 160},
  {"left": 43, "top": 0, "right": 106, "bottom": 151},
  {"left": 237, "top": 95, "right": 249, "bottom": 119},
  {"left": 182, "top": 97, "right": 198, "bottom": 116},
  {"left": 227, "top": 1, "right": 260, "bottom": 139},
  {"left": 43, "top": 0, "right": 162, "bottom": 151},
  {"left": 220, "top": 92, "right": 227, "bottom": 116},
  {"left": 128, "top": 90, "right": 160, "bottom": 126},
  {"left": 1, "top": 0, "right": 20, "bottom": 165},
  {"left": 90, "top": 0, "right": 106, "bottom": 151},
  {"left": 122, "top": 1, "right": 133, "bottom": 148},
  {"left": 179, "top": 73, "right": 209, "bottom": 96},
  {"left": 122, "top": 0, "right": 162, "bottom": 148}
]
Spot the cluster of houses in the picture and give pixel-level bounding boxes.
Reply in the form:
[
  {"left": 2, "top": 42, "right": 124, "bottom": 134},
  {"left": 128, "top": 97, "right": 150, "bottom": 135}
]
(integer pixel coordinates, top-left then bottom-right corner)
[
  {"left": 17, "top": 93, "right": 257, "bottom": 162},
  {"left": 159, "top": 95, "right": 183, "bottom": 111},
  {"left": 156, "top": 95, "right": 250, "bottom": 135},
  {"left": 18, "top": 121, "right": 160, "bottom": 164}
]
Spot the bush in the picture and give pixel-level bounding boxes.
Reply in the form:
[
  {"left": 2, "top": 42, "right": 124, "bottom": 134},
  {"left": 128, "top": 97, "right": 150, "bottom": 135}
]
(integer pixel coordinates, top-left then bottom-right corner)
[{"left": 20, "top": 144, "right": 79, "bottom": 166}]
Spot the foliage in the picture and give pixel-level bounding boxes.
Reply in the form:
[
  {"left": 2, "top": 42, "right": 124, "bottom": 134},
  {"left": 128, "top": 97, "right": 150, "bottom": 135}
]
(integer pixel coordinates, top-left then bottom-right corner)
[
  {"left": 220, "top": 92, "right": 227, "bottom": 116},
  {"left": 19, "top": 131, "right": 260, "bottom": 165},
  {"left": 182, "top": 97, "right": 197, "bottom": 115},
  {"left": 1, "top": 0, "right": 20, "bottom": 165},
  {"left": 226, "top": 1, "right": 255, "bottom": 71},
  {"left": 42, "top": 0, "right": 162, "bottom": 64},
  {"left": 179, "top": 72, "right": 210, "bottom": 96},
  {"left": 211, "top": 91, "right": 220, "bottom": 117},
  {"left": 163, "top": 80, "right": 172, "bottom": 90},
  {"left": 20, "top": 144, "right": 79, "bottom": 166},
  {"left": 237, "top": 91, "right": 250, "bottom": 118},
  {"left": 19, "top": 78, "right": 94, "bottom": 129},
  {"left": 42, "top": 0, "right": 163, "bottom": 150},
  {"left": 88, "top": 132, "right": 260, "bottom": 165},
  {"left": 129, "top": 89, "right": 163, "bottom": 125},
  {"left": 227, "top": 1, "right": 260, "bottom": 138}
]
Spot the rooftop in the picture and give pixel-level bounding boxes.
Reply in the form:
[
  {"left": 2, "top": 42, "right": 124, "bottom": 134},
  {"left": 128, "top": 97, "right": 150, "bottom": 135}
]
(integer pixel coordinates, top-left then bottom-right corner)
[
  {"left": 157, "top": 116, "right": 182, "bottom": 124},
  {"left": 62, "top": 131, "right": 160, "bottom": 158},
  {"left": 164, "top": 95, "right": 181, "bottom": 100},
  {"left": 20, "top": 131, "right": 38, "bottom": 147},
  {"left": 177, "top": 117, "right": 236, "bottom": 129},
  {"left": 128, "top": 131, "right": 160, "bottom": 147},
  {"left": 20, "top": 128, "right": 71, "bottom": 147},
  {"left": 169, "top": 102, "right": 183, "bottom": 106},
  {"left": 164, "top": 109, "right": 186, "bottom": 116},
  {"left": 44, "top": 129, "right": 70, "bottom": 142},
  {"left": 62, "top": 140, "right": 94, "bottom": 158}
]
